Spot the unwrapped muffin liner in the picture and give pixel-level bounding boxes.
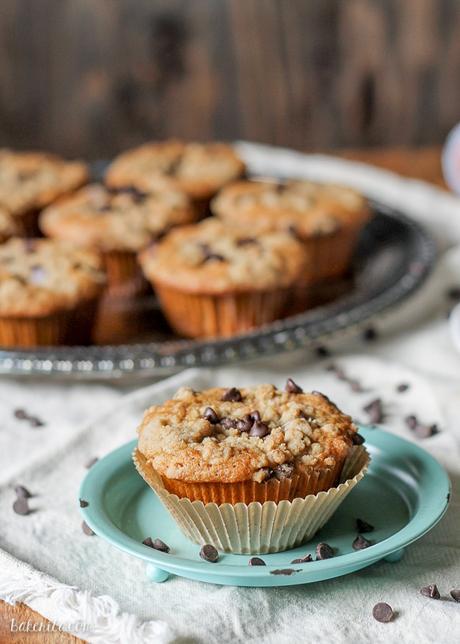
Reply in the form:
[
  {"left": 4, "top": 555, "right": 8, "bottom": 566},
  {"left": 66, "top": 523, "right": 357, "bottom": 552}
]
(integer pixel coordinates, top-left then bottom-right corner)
[{"left": 133, "top": 445, "right": 370, "bottom": 554}]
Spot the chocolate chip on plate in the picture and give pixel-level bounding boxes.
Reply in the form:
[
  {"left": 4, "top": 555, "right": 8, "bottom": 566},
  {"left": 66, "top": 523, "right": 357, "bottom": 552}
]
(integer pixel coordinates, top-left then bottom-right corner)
[
  {"left": 79, "top": 499, "right": 89, "bottom": 508},
  {"left": 363, "top": 327, "right": 378, "bottom": 342},
  {"left": 396, "top": 383, "right": 410, "bottom": 393},
  {"left": 316, "top": 542, "right": 334, "bottom": 560},
  {"left": 249, "top": 421, "right": 270, "bottom": 438},
  {"left": 13, "top": 498, "right": 31, "bottom": 515},
  {"left": 352, "top": 433, "right": 365, "bottom": 445},
  {"left": 356, "top": 518, "right": 374, "bottom": 533},
  {"left": 363, "top": 398, "right": 384, "bottom": 424},
  {"left": 291, "top": 554, "right": 312, "bottom": 564},
  {"left": 203, "top": 406, "right": 219, "bottom": 424},
  {"left": 405, "top": 414, "right": 418, "bottom": 430},
  {"left": 150, "top": 538, "right": 170, "bottom": 553},
  {"left": 85, "top": 457, "right": 99, "bottom": 469},
  {"left": 221, "top": 387, "right": 242, "bottom": 402},
  {"left": 14, "top": 485, "right": 32, "bottom": 499},
  {"left": 353, "top": 534, "right": 372, "bottom": 550},
  {"left": 249, "top": 557, "right": 266, "bottom": 566},
  {"left": 450, "top": 589, "right": 460, "bottom": 602},
  {"left": 14, "top": 408, "right": 28, "bottom": 420},
  {"left": 236, "top": 415, "right": 253, "bottom": 433},
  {"left": 81, "top": 521, "right": 95, "bottom": 536},
  {"left": 285, "top": 378, "right": 303, "bottom": 394},
  {"left": 29, "top": 416, "right": 44, "bottom": 428},
  {"left": 270, "top": 568, "right": 298, "bottom": 576},
  {"left": 420, "top": 584, "right": 440, "bottom": 599},
  {"left": 372, "top": 602, "right": 394, "bottom": 623},
  {"left": 315, "top": 345, "right": 330, "bottom": 358},
  {"left": 143, "top": 537, "right": 154, "bottom": 547},
  {"left": 200, "top": 544, "right": 219, "bottom": 563}
]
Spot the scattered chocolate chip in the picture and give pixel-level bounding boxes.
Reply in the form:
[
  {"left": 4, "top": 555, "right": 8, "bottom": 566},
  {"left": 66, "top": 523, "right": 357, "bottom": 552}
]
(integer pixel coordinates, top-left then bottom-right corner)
[
  {"left": 291, "top": 554, "right": 312, "bottom": 564},
  {"left": 203, "top": 407, "right": 219, "bottom": 424},
  {"left": 405, "top": 414, "right": 418, "bottom": 430},
  {"left": 285, "top": 378, "right": 303, "bottom": 394},
  {"left": 249, "top": 410, "right": 261, "bottom": 422},
  {"left": 236, "top": 415, "right": 253, "bottom": 433},
  {"left": 270, "top": 463, "right": 294, "bottom": 480},
  {"left": 396, "top": 383, "right": 410, "bottom": 393},
  {"left": 316, "top": 542, "right": 334, "bottom": 560},
  {"left": 248, "top": 557, "right": 266, "bottom": 566},
  {"left": 353, "top": 534, "right": 372, "bottom": 550},
  {"left": 200, "top": 544, "right": 219, "bottom": 563},
  {"left": 150, "top": 538, "right": 170, "bottom": 553},
  {"left": 13, "top": 498, "right": 30, "bottom": 515},
  {"left": 249, "top": 421, "right": 270, "bottom": 438},
  {"left": 420, "top": 584, "right": 440, "bottom": 599},
  {"left": 236, "top": 237, "right": 258, "bottom": 247},
  {"left": 372, "top": 602, "right": 394, "bottom": 623},
  {"left": 81, "top": 521, "right": 95, "bottom": 536},
  {"left": 142, "top": 537, "right": 154, "bottom": 547},
  {"left": 405, "top": 415, "right": 439, "bottom": 438},
  {"left": 14, "top": 408, "right": 28, "bottom": 420},
  {"left": 356, "top": 518, "right": 374, "bottom": 533},
  {"left": 14, "top": 485, "right": 32, "bottom": 499},
  {"left": 220, "top": 417, "right": 238, "bottom": 429},
  {"left": 363, "top": 327, "right": 378, "bottom": 342},
  {"left": 450, "top": 589, "right": 460, "bottom": 602},
  {"left": 352, "top": 433, "right": 365, "bottom": 445},
  {"left": 270, "top": 568, "right": 298, "bottom": 576},
  {"left": 221, "top": 387, "right": 242, "bottom": 402},
  {"left": 363, "top": 398, "right": 384, "bottom": 424},
  {"left": 29, "top": 416, "right": 44, "bottom": 428},
  {"left": 315, "top": 345, "right": 330, "bottom": 358},
  {"left": 79, "top": 499, "right": 89, "bottom": 508},
  {"left": 85, "top": 457, "right": 99, "bottom": 469},
  {"left": 349, "top": 379, "right": 365, "bottom": 393}
]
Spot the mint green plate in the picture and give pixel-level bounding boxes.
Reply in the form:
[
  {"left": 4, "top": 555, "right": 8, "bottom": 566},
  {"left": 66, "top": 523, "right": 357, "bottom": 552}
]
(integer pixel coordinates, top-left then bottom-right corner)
[{"left": 79, "top": 427, "right": 450, "bottom": 586}]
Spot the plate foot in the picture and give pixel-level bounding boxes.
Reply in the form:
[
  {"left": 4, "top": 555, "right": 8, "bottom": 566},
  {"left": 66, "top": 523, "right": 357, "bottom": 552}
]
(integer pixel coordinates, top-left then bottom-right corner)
[
  {"left": 145, "top": 563, "right": 170, "bottom": 583},
  {"left": 384, "top": 548, "right": 405, "bottom": 563}
]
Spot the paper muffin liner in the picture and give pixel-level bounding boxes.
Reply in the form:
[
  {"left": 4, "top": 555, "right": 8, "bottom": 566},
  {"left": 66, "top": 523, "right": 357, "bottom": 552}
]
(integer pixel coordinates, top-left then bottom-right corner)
[
  {"left": 152, "top": 284, "right": 293, "bottom": 338},
  {"left": 103, "top": 250, "right": 148, "bottom": 297},
  {"left": 133, "top": 445, "right": 370, "bottom": 554}
]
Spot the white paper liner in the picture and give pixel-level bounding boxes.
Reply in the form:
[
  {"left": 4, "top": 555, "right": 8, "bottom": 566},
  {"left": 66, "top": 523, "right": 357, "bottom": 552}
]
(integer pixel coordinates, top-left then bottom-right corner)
[{"left": 133, "top": 446, "right": 370, "bottom": 554}]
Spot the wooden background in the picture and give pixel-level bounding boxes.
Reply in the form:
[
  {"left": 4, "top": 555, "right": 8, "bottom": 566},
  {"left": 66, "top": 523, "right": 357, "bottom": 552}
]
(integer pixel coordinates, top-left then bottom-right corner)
[{"left": 0, "top": 0, "right": 459, "bottom": 159}]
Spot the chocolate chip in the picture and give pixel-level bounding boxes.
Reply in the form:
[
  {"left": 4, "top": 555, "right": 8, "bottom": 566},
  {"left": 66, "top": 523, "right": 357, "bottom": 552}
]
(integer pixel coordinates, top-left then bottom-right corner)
[
  {"left": 85, "top": 457, "right": 99, "bottom": 469},
  {"left": 372, "top": 602, "right": 394, "bottom": 623},
  {"left": 291, "top": 554, "right": 312, "bottom": 564},
  {"left": 270, "top": 568, "right": 298, "bottom": 576},
  {"left": 200, "top": 544, "right": 219, "bottom": 563},
  {"left": 405, "top": 415, "right": 439, "bottom": 438},
  {"left": 14, "top": 485, "right": 32, "bottom": 499},
  {"left": 249, "top": 410, "right": 261, "bottom": 422},
  {"left": 14, "top": 408, "right": 28, "bottom": 420},
  {"left": 236, "top": 237, "right": 258, "bottom": 247},
  {"left": 142, "top": 537, "right": 154, "bottom": 547},
  {"left": 249, "top": 421, "right": 270, "bottom": 438},
  {"left": 405, "top": 414, "right": 418, "bottom": 430},
  {"left": 352, "top": 534, "right": 372, "bottom": 550},
  {"left": 203, "top": 407, "right": 219, "bottom": 424},
  {"left": 352, "top": 433, "right": 365, "bottom": 445},
  {"left": 81, "top": 521, "right": 95, "bottom": 536},
  {"left": 396, "top": 383, "right": 410, "bottom": 393},
  {"left": 29, "top": 416, "right": 44, "bottom": 428},
  {"left": 363, "top": 327, "right": 378, "bottom": 342},
  {"left": 271, "top": 463, "right": 294, "bottom": 480},
  {"left": 236, "top": 415, "right": 253, "bottom": 433},
  {"left": 199, "top": 243, "right": 225, "bottom": 264},
  {"left": 447, "top": 286, "right": 460, "bottom": 300},
  {"left": 315, "top": 345, "right": 330, "bottom": 358},
  {"left": 363, "top": 398, "right": 384, "bottom": 424},
  {"left": 248, "top": 557, "right": 266, "bottom": 566},
  {"left": 349, "top": 379, "right": 365, "bottom": 393},
  {"left": 316, "top": 542, "right": 334, "bottom": 560},
  {"left": 149, "top": 538, "right": 170, "bottom": 553},
  {"left": 220, "top": 417, "right": 238, "bottom": 429},
  {"left": 13, "top": 498, "right": 30, "bottom": 515},
  {"left": 356, "top": 518, "right": 374, "bottom": 533},
  {"left": 285, "top": 378, "right": 303, "bottom": 394},
  {"left": 221, "top": 387, "right": 242, "bottom": 402},
  {"left": 450, "top": 589, "right": 460, "bottom": 602},
  {"left": 420, "top": 584, "right": 440, "bottom": 599},
  {"left": 79, "top": 499, "right": 89, "bottom": 508}
]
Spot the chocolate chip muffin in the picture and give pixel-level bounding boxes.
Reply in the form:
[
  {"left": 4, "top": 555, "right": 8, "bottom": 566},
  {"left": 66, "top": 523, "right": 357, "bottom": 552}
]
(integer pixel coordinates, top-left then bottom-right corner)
[
  {"left": 0, "top": 238, "right": 105, "bottom": 346},
  {"left": 105, "top": 140, "right": 246, "bottom": 216},
  {"left": 212, "top": 179, "right": 371, "bottom": 291},
  {"left": 135, "top": 381, "right": 359, "bottom": 504},
  {"left": 138, "top": 218, "right": 309, "bottom": 338},
  {"left": 40, "top": 183, "right": 197, "bottom": 294},
  {"left": 0, "top": 150, "right": 88, "bottom": 236}
]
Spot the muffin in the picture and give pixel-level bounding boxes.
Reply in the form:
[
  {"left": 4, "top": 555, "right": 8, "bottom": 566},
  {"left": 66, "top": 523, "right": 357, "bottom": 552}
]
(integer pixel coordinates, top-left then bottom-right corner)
[
  {"left": 134, "top": 382, "right": 369, "bottom": 553},
  {"left": 0, "top": 150, "right": 88, "bottom": 236},
  {"left": 40, "top": 183, "right": 197, "bottom": 295},
  {"left": 105, "top": 140, "right": 246, "bottom": 216},
  {"left": 0, "top": 238, "right": 105, "bottom": 347},
  {"left": 212, "top": 179, "right": 371, "bottom": 286},
  {"left": 138, "top": 218, "right": 309, "bottom": 338},
  {"left": 0, "top": 207, "right": 17, "bottom": 243}
]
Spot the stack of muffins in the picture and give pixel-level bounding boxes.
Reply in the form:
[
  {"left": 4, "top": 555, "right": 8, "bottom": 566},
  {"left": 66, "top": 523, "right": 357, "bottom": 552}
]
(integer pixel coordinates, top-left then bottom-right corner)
[{"left": 0, "top": 141, "right": 371, "bottom": 347}]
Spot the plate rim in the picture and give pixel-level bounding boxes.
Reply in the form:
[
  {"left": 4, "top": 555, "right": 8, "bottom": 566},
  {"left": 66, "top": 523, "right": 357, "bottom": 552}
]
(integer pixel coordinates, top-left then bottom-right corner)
[{"left": 79, "top": 427, "right": 451, "bottom": 583}]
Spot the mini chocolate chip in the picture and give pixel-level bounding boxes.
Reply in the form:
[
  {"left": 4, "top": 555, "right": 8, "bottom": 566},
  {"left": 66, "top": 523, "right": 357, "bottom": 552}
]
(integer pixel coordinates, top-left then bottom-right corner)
[
  {"left": 236, "top": 415, "right": 253, "bottom": 433},
  {"left": 420, "top": 584, "right": 440, "bottom": 599},
  {"left": 249, "top": 410, "right": 261, "bottom": 422},
  {"left": 271, "top": 463, "right": 294, "bottom": 480},
  {"left": 221, "top": 387, "right": 242, "bottom": 402},
  {"left": 405, "top": 414, "right": 418, "bottom": 430},
  {"left": 352, "top": 433, "right": 365, "bottom": 445},
  {"left": 85, "top": 457, "right": 99, "bottom": 469},
  {"left": 14, "top": 485, "right": 32, "bottom": 499},
  {"left": 363, "top": 327, "right": 378, "bottom": 342},
  {"left": 315, "top": 345, "right": 330, "bottom": 358},
  {"left": 236, "top": 237, "right": 258, "bottom": 247},
  {"left": 79, "top": 499, "right": 89, "bottom": 508},
  {"left": 285, "top": 378, "right": 303, "bottom": 394},
  {"left": 316, "top": 542, "right": 334, "bottom": 560},
  {"left": 151, "top": 538, "right": 170, "bottom": 553},
  {"left": 372, "top": 602, "right": 394, "bottom": 623},
  {"left": 203, "top": 406, "right": 219, "bottom": 424},
  {"left": 356, "top": 518, "right": 374, "bottom": 533},
  {"left": 270, "top": 568, "right": 298, "bottom": 576},
  {"left": 143, "top": 537, "right": 154, "bottom": 547},
  {"left": 416, "top": 423, "right": 439, "bottom": 439},
  {"left": 396, "top": 383, "right": 410, "bottom": 393},
  {"left": 353, "top": 534, "right": 372, "bottom": 550},
  {"left": 220, "top": 417, "right": 238, "bottom": 429},
  {"left": 14, "top": 408, "right": 28, "bottom": 420},
  {"left": 13, "top": 498, "right": 30, "bottom": 515},
  {"left": 81, "top": 521, "right": 95, "bottom": 536},
  {"left": 363, "top": 398, "right": 384, "bottom": 424},
  {"left": 450, "top": 589, "right": 460, "bottom": 602},
  {"left": 291, "top": 554, "right": 312, "bottom": 564},
  {"left": 249, "top": 421, "right": 270, "bottom": 438},
  {"left": 249, "top": 557, "right": 266, "bottom": 566},
  {"left": 200, "top": 544, "right": 219, "bottom": 563},
  {"left": 29, "top": 416, "right": 44, "bottom": 428}
]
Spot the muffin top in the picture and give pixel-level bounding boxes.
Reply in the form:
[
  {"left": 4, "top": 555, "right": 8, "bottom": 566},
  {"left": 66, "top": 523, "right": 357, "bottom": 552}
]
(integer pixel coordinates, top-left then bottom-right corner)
[
  {"left": 138, "top": 218, "right": 308, "bottom": 294},
  {"left": 212, "top": 180, "right": 370, "bottom": 238},
  {"left": 0, "top": 238, "right": 105, "bottom": 316},
  {"left": 105, "top": 140, "right": 246, "bottom": 200},
  {"left": 137, "top": 382, "right": 357, "bottom": 484},
  {"left": 0, "top": 150, "right": 88, "bottom": 217},
  {"left": 40, "top": 183, "right": 197, "bottom": 252}
]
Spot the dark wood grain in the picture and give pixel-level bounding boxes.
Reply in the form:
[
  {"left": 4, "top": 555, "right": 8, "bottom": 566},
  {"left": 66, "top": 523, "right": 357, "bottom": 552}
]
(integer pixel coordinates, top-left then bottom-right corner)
[{"left": 0, "top": 1, "right": 458, "bottom": 158}]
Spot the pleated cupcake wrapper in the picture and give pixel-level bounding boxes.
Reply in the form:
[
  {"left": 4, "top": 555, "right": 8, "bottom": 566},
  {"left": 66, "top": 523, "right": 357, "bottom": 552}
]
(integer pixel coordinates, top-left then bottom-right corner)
[{"left": 133, "top": 446, "right": 370, "bottom": 554}]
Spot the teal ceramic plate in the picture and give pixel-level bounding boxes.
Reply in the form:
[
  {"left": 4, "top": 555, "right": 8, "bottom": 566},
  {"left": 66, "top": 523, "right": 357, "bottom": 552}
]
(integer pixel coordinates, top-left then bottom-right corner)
[{"left": 79, "top": 427, "right": 450, "bottom": 587}]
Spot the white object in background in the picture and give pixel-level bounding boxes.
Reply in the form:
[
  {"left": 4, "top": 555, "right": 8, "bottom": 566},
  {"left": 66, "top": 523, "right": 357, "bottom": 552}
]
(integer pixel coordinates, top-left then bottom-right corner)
[
  {"left": 442, "top": 122, "right": 460, "bottom": 194},
  {"left": 449, "top": 302, "right": 460, "bottom": 354}
]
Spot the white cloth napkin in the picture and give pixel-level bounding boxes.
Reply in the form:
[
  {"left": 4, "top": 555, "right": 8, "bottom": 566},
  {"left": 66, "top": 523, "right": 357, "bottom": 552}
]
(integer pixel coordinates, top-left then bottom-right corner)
[{"left": 0, "top": 143, "right": 459, "bottom": 644}]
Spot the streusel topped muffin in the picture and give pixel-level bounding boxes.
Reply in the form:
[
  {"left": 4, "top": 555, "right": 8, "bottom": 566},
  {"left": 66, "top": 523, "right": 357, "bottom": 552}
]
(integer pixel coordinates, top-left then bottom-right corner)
[{"left": 105, "top": 140, "right": 246, "bottom": 202}]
